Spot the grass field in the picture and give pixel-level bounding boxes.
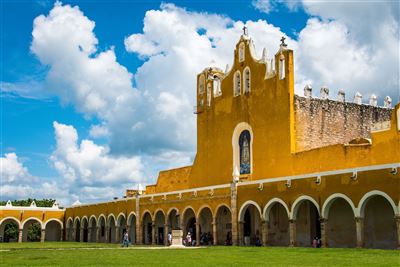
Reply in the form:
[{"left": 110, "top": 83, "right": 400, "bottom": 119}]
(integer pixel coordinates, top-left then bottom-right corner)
[{"left": 1, "top": 242, "right": 399, "bottom": 267}]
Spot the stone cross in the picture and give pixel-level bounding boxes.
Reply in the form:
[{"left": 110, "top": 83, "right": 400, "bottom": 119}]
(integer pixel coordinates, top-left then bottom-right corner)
[
  {"left": 280, "top": 36, "right": 287, "bottom": 47},
  {"left": 242, "top": 26, "right": 248, "bottom": 36}
]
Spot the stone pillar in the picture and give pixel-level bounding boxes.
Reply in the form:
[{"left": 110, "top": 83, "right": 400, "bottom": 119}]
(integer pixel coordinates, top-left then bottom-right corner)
[
  {"left": 40, "top": 229, "right": 46, "bottom": 242},
  {"left": 395, "top": 216, "right": 400, "bottom": 249},
  {"left": 72, "top": 227, "right": 76, "bottom": 241},
  {"left": 164, "top": 224, "right": 169, "bottom": 246},
  {"left": 60, "top": 228, "right": 64, "bottom": 241},
  {"left": 96, "top": 226, "right": 100, "bottom": 242},
  {"left": 136, "top": 194, "right": 141, "bottom": 245},
  {"left": 238, "top": 221, "right": 244, "bottom": 246},
  {"left": 87, "top": 227, "right": 92, "bottom": 242},
  {"left": 195, "top": 222, "right": 200, "bottom": 246},
  {"left": 152, "top": 222, "right": 156, "bottom": 245},
  {"left": 105, "top": 226, "right": 109, "bottom": 243},
  {"left": 261, "top": 220, "right": 268, "bottom": 246},
  {"left": 230, "top": 182, "right": 239, "bottom": 246},
  {"left": 319, "top": 218, "right": 327, "bottom": 248},
  {"left": 212, "top": 217, "right": 217, "bottom": 246},
  {"left": 18, "top": 228, "right": 23, "bottom": 243},
  {"left": 355, "top": 217, "right": 364, "bottom": 248},
  {"left": 289, "top": 219, "right": 296, "bottom": 247},
  {"left": 115, "top": 226, "right": 120, "bottom": 244},
  {"left": 79, "top": 228, "right": 84, "bottom": 242}
]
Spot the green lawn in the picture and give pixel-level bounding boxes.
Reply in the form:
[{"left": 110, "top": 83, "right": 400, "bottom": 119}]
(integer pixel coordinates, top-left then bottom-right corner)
[{"left": 0, "top": 242, "right": 399, "bottom": 267}]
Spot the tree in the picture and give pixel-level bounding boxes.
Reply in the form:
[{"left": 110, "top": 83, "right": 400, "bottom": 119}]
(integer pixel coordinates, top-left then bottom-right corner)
[
  {"left": 3, "top": 222, "right": 18, "bottom": 242},
  {"left": 0, "top": 198, "right": 55, "bottom": 207},
  {"left": 27, "top": 222, "right": 41, "bottom": 242}
]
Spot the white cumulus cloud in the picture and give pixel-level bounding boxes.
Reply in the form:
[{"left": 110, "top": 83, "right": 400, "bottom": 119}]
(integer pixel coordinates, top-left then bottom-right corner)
[{"left": 51, "top": 121, "right": 144, "bottom": 186}]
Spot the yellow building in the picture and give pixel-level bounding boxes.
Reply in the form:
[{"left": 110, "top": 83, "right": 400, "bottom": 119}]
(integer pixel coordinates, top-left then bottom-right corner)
[{"left": 1, "top": 31, "right": 399, "bottom": 249}]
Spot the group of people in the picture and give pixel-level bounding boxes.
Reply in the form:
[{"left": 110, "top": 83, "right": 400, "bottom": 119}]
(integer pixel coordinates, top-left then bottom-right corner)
[
  {"left": 183, "top": 232, "right": 196, "bottom": 246},
  {"left": 199, "top": 232, "right": 213, "bottom": 246},
  {"left": 312, "top": 236, "right": 322, "bottom": 248}
]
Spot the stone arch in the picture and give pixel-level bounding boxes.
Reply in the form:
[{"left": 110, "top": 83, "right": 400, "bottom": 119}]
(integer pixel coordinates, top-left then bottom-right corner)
[
  {"left": 89, "top": 215, "right": 97, "bottom": 226},
  {"left": 197, "top": 206, "right": 213, "bottom": 245},
  {"left": 89, "top": 216, "right": 97, "bottom": 242},
  {"left": 263, "top": 198, "right": 290, "bottom": 220},
  {"left": 22, "top": 217, "right": 43, "bottom": 242},
  {"left": 127, "top": 212, "right": 136, "bottom": 244},
  {"left": 358, "top": 190, "right": 398, "bottom": 217},
  {"left": 154, "top": 209, "right": 166, "bottom": 245},
  {"left": 233, "top": 70, "right": 241, "bottom": 96},
  {"left": 73, "top": 216, "right": 81, "bottom": 241},
  {"left": 290, "top": 196, "right": 321, "bottom": 247},
  {"left": 167, "top": 207, "right": 180, "bottom": 232},
  {"left": 214, "top": 204, "right": 231, "bottom": 217},
  {"left": 196, "top": 205, "right": 213, "bottom": 220},
  {"left": 232, "top": 123, "right": 253, "bottom": 176},
  {"left": 107, "top": 214, "right": 117, "bottom": 227},
  {"left": 97, "top": 214, "right": 106, "bottom": 243},
  {"left": 290, "top": 196, "right": 320, "bottom": 220},
  {"left": 66, "top": 218, "right": 73, "bottom": 241},
  {"left": 0, "top": 217, "right": 21, "bottom": 242},
  {"left": 243, "top": 66, "right": 251, "bottom": 93},
  {"left": 239, "top": 200, "right": 262, "bottom": 221},
  {"left": 263, "top": 198, "right": 290, "bottom": 246},
  {"left": 239, "top": 201, "right": 262, "bottom": 246},
  {"left": 116, "top": 213, "right": 127, "bottom": 243},
  {"left": 44, "top": 219, "right": 63, "bottom": 241},
  {"left": 142, "top": 211, "right": 153, "bottom": 245},
  {"left": 0, "top": 217, "right": 21, "bottom": 229},
  {"left": 81, "top": 216, "right": 89, "bottom": 242},
  {"left": 97, "top": 214, "right": 106, "bottom": 227},
  {"left": 182, "top": 206, "right": 196, "bottom": 244},
  {"left": 359, "top": 191, "right": 397, "bottom": 249},
  {"left": 141, "top": 210, "right": 153, "bottom": 221},
  {"left": 107, "top": 214, "right": 116, "bottom": 243},
  {"left": 215, "top": 204, "right": 232, "bottom": 245},
  {"left": 323, "top": 193, "right": 357, "bottom": 248},
  {"left": 322, "top": 193, "right": 357, "bottom": 219},
  {"left": 117, "top": 213, "right": 126, "bottom": 223}
]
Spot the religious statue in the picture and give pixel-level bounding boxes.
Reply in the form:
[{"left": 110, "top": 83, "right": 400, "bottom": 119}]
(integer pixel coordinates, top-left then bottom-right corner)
[{"left": 239, "top": 130, "right": 251, "bottom": 174}]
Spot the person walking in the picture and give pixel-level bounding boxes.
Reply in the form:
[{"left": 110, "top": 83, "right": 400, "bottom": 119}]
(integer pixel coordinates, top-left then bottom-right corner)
[
  {"left": 168, "top": 232, "right": 172, "bottom": 245},
  {"left": 122, "top": 231, "right": 129, "bottom": 247}
]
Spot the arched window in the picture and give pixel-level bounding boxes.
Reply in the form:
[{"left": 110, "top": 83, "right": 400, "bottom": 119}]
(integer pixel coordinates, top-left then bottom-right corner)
[
  {"left": 279, "top": 54, "right": 285, "bottom": 80},
  {"left": 239, "top": 130, "right": 251, "bottom": 174},
  {"left": 243, "top": 67, "right": 250, "bottom": 93},
  {"left": 234, "top": 71, "right": 241, "bottom": 97},
  {"left": 207, "top": 83, "right": 212, "bottom": 106},
  {"left": 198, "top": 74, "right": 205, "bottom": 94},
  {"left": 239, "top": 42, "right": 245, "bottom": 62},
  {"left": 213, "top": 78, "right": 221, "bottom": 97}
]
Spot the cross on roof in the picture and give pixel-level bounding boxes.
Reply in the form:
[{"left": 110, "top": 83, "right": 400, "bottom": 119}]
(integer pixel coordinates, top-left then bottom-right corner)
[
  {"left": 280, "top": 36, "right": 287, "bottom": 47},
  {"left": 242, "top": 25, "right": 248, "bottom": 36}
]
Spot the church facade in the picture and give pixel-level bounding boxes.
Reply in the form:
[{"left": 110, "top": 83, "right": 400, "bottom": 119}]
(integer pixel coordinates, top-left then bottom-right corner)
[{"left": 1, "top": 32, "right": 399, "bottom": 249}]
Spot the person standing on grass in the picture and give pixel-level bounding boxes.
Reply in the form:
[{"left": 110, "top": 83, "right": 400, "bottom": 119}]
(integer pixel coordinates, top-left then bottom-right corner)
[
  {"left": 122, "top": 231, "right": 129, "bottom": 247},
  {"left": 187, "top": 232, "right": 192, "bottom": 247},
  {"left": 168, "top": 232, "right": 172, "bottom": 245}
]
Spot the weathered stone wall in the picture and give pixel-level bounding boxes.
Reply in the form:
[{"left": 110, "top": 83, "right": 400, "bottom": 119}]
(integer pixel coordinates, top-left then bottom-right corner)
[{"left": 295, "top": 96, "right": 392, "bottom": 152}]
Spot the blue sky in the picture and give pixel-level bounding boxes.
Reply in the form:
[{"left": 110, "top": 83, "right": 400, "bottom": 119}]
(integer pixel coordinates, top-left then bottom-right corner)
[{"left": 1, "top": 0, "right": 399, "bottom": 205}]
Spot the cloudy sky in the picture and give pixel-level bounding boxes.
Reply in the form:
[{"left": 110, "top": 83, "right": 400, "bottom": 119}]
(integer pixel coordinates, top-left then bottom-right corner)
[{"left": 1, "top": 0, "right": 399, "bottom": 205}]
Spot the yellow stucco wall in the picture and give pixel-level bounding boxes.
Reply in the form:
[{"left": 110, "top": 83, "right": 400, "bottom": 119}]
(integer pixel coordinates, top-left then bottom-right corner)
[{"left": 1, "top": 35, "right": 399, "bottom": 245}]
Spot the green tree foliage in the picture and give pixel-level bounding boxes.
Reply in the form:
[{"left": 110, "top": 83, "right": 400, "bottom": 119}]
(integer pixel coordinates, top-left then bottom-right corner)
[
  {"left": 0, "top": 198, "right": 55, "bottom": 207},
  {"left": 3, "top": 222, "right": 18, "bottom": 242},
  {"left": 27, "top": 222, "right": 41, "bottom": 242}
]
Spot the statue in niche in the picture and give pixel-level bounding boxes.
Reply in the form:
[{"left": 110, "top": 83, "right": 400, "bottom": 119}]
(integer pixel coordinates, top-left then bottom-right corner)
[{"left": 239, "top": 130, "right": 251, "bottom": 174}]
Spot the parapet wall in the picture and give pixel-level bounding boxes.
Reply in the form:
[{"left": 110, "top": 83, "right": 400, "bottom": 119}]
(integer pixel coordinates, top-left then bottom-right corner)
[{"left": 295, "top": 96, "right": 392, "bottom": 152}]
